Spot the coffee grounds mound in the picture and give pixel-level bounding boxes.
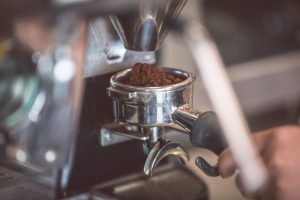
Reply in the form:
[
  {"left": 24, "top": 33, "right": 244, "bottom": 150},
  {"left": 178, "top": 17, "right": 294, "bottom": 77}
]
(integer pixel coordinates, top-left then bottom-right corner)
[{"left": 121, "top": 63, "right": 183, "bottom": 87}]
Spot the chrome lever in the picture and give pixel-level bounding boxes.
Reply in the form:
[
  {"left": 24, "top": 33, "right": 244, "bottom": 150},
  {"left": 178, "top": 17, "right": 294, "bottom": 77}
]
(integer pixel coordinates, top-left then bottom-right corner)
[{"left": 144, "top": 139, "right": 190, "bottom": 176}]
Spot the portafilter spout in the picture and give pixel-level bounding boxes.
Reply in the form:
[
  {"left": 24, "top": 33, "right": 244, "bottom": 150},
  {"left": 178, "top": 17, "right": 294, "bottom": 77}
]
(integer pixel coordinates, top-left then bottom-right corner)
[
  {"left": 109, "top": 0, "right": 187, "bottom": 51},
  {"left": 144, "top": 138, "right": 190, "bottom": 176},
  {"left": 143, "top": 104, "right": 227, "bottom": 177}
]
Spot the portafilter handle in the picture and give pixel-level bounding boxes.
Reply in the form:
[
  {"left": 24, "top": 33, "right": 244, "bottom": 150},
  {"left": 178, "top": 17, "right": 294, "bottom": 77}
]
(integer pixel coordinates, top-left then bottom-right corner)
[{"left": 172, "top": 104, "right": 228, "bottom": 177}]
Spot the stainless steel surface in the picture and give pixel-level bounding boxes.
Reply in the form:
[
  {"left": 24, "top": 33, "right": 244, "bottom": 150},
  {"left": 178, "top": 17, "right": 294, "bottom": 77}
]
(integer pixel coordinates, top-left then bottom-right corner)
[
  {"left": 107, "top": 67, "right": 194, "bottom": 126},
  {"left": 172, "top": 104, "right": 201, "bottom": 131},
  {"left": 110, "top": 0, "right": 187, "bottom": 51},
  {"left": 144, "top": 139, "right": 189, "bottom": 176},
  {"left": 100, "top": 125, "right": 185, "bottom": 147},
  {"left": 107, "top": 67, "right": 228, "bottom": 177},
  {"left": 182, "top": 20, "right": 268, "bottom": 194},
  {"left": 85, "top": 18, "right": 156, "bottom": 78},
  {"left": 143, "top": 127, "right": 165, "bottom": 143},
  {"left": 100, "top": 125, "right": 132, "bottom": 147},
  {"left": 101, "top": 124, "right": 150, "bottom": 143}
]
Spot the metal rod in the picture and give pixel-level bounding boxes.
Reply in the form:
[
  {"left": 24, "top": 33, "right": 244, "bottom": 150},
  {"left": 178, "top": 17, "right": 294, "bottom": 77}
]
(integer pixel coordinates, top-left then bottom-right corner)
[
  {"left": 141, "top": 127, "right": 165, "bottom": 144},
  {"left": 182, "top": 20, "right": 268, "bottom": 194}
]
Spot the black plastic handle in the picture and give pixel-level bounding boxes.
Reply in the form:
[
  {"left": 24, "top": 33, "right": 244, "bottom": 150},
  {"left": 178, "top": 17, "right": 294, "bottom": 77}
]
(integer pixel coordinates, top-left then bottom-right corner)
[
  {"left": 190, "top": 111, "right": 227, "bottom": 155},
  {"left": 172, "top": 108, "right": 228, "bottom": 176},
  {"left": 190, "top": 111, "right": 227, "bottom": 177}
]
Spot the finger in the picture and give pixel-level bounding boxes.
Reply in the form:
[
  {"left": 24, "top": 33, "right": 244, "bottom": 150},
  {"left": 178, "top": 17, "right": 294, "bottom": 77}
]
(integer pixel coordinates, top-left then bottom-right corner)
[
  {"left": 252, "top": 129, "right": 277, "bottom": 174},
  {"left": 252, "top": 129, "right": 273, "bottom": 154},
  {"left": 218, "top": 148, "right": 236, "bottom": 178}
]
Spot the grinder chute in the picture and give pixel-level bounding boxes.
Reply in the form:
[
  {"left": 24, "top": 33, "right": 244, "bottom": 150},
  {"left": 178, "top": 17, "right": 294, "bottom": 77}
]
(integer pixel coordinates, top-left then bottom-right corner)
[{"left": 110, "top": 0, "right": 187, "bottom": 51}]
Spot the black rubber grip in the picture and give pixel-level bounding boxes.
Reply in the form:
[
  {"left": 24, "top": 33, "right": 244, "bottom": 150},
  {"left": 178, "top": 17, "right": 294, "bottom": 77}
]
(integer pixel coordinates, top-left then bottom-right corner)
[{"left": 190, "top": 111, "right": 227, "bottom": 155}]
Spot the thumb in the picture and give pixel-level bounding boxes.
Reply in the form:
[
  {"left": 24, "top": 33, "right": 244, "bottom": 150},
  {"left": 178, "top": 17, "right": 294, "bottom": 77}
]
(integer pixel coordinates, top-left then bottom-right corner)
[{"left": 218, "top": 148, "right": 236, "bottom": 178}]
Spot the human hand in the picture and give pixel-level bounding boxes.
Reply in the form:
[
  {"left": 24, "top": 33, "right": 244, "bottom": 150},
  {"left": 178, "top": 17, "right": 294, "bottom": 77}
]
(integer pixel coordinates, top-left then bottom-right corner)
[{"left": 218, "top": 125, "right": 300, "bottom": 200}]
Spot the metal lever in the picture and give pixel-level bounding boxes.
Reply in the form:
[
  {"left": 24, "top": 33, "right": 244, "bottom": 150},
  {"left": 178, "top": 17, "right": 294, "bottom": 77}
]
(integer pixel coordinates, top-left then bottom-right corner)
[{"left": 144, "top": 139, "right": 190, "bottom": 176}]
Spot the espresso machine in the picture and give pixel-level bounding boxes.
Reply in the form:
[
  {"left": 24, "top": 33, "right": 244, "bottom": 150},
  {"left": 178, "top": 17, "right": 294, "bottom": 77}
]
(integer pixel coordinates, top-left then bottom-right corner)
[{"left": 0, "top": 0, "right": 269, "bottom": 199}]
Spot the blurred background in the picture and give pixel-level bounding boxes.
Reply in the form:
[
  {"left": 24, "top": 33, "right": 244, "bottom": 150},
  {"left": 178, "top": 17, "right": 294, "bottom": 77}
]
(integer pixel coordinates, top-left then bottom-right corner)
[
  {"left": 162, "top": 0, "right": 300, "bottom": 199},
  {"left": 162, "top": 0, "right": 300, "bottom": 130}
]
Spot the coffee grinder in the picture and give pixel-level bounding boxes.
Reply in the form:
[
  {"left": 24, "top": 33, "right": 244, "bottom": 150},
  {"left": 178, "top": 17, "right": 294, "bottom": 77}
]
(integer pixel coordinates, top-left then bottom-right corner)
[{"left": 0, "top": 0, "right": 268, "bottom": 199}]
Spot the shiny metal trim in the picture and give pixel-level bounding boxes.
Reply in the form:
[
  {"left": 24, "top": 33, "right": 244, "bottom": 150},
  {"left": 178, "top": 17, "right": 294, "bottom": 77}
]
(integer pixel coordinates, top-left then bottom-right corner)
[
  {"left": 172, "top": 104, "right": 201, "bottom": 131},
  {"left": 144, "top": 139, "right": 190, "bottom": 176},
  {"left": 107, "top": 67, "right": 195, "bottom": 126},
  {"left": 101, "top": 124, "right": 150, "bottom": 141}
]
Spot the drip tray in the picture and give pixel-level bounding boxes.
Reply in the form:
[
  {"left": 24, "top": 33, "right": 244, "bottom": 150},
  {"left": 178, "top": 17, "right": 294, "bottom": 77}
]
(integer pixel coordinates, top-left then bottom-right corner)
[{"left": 91, "top": 164, "right": 208, "bottom": 200}]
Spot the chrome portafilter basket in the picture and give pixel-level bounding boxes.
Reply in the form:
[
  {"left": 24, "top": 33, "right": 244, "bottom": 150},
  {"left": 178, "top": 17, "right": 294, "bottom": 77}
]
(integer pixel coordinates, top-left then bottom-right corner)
[
  {"left": 108, "top": 67, "right": 194, "bottom": 126},
  {"left": 107, "top": 67, "right": 227, "bottom": 177}
]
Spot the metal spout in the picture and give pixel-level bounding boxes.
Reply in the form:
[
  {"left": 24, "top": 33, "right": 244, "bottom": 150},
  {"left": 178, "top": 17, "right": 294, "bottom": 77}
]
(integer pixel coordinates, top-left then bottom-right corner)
[
  {"left": 144, "top": 139, "right": 190, "bottom": 176},
  {"left": 110, "top": 0, "right": 187, "bottom": 51}
]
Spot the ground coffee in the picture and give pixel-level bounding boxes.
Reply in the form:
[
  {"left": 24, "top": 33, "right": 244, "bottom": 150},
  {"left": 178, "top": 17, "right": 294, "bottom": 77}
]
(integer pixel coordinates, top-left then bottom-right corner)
[{"left": 121, "top": 63, "right": 183, "bottom": 86}]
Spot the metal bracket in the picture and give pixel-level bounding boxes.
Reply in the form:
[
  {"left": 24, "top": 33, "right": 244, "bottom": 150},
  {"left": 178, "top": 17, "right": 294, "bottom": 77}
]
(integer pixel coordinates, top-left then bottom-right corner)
[{"left": 100, "top": 124, "right": 150, "bottom": 147}]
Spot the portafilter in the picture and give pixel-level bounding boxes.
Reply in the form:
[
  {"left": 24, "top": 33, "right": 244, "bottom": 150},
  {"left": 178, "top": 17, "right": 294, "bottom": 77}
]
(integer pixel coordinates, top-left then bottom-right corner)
[{"left": 107, "top": 67, "right": 227, "bottom": 177}]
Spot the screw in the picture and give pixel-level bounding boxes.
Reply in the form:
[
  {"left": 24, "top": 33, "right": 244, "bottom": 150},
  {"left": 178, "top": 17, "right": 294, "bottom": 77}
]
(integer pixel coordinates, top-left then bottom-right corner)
[{"left": 104, "top": 132, "right": 113, "bottom": 142}]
